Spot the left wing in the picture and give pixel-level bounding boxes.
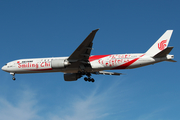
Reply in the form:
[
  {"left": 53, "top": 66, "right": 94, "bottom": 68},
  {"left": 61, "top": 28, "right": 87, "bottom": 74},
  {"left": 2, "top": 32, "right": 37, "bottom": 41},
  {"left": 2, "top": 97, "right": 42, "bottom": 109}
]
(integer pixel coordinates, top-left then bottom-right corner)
[{"left": 67, "top": 29, "right": 99, "bottom": 69}]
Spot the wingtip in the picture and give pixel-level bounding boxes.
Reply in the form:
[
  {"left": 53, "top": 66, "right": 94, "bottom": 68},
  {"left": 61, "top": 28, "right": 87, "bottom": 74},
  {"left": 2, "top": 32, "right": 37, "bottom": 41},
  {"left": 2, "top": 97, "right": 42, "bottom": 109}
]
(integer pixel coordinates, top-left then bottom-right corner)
[{"left": 93, "top": 28, "right": 100, "bottom": 32}]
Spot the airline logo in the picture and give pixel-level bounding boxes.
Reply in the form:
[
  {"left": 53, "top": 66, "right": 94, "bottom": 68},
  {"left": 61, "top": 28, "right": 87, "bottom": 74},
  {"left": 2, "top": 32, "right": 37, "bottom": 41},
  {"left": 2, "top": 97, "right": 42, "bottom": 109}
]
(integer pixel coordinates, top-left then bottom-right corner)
[
  {"left": 158, "top": 40, "right": 167, "bottom": 50},
  {"left": 18, "top": 62, "right": 51, "bottom": 69}
]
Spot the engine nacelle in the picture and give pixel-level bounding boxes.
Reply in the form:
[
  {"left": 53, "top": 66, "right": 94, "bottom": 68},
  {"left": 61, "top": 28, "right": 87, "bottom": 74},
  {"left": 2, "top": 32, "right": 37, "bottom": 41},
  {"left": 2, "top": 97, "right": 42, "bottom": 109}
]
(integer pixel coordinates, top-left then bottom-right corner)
[
  {"left": 64, "top": 73, "right": 82, "bottom": 81},
  {"left": 51, "top": 59, "right": 70, "bottom": 69}
]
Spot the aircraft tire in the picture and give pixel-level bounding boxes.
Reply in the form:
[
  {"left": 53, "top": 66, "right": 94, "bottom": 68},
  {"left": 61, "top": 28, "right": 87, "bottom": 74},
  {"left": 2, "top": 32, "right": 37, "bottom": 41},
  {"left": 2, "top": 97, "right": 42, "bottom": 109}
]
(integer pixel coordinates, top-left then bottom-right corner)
[
  {"left": 91, "top": 78, "right": 95, "bottom": 82},
  {"left": 84, "top": 77, "right": 88, "bottom": 81}
]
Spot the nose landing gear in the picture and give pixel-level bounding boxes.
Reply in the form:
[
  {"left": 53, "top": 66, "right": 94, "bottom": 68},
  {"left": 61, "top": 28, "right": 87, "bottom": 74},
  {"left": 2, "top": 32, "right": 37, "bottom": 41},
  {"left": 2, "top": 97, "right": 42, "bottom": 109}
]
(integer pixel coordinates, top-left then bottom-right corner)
[{"left": 10, "top": 73, "right": 16, "bottom": 80}]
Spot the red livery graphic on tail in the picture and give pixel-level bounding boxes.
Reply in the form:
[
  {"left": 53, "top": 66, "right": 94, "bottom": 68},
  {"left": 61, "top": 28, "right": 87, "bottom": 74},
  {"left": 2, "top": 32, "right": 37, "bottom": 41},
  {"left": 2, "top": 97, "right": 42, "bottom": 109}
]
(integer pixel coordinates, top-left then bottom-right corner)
[{"left": 158, "top": 40, "right": 167, "bottom": 50}]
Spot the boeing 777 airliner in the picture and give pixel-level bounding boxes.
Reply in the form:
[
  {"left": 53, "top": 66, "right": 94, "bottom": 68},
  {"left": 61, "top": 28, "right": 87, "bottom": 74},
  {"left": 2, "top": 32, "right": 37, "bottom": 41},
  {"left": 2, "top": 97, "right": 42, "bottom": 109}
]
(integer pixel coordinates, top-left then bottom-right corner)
[{"left": 2, "top": 29, "right": 176, "bottom": 82}]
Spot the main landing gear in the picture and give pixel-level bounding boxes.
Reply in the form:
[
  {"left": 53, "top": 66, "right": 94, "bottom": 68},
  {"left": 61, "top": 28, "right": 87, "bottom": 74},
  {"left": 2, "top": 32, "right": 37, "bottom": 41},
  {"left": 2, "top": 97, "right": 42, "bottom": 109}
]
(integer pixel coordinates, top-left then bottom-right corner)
[
  {"left": 78, "top": 71, "right": 95, "bottom": 82},
  {"left": 84, "top": 77, "right": 95, "bottom": 82},
  {"left": 10, "top": 73, "right": 16, "bottom": 81},
  {"left": 83, "top": 72, "right": 95, "bottom": 82}
]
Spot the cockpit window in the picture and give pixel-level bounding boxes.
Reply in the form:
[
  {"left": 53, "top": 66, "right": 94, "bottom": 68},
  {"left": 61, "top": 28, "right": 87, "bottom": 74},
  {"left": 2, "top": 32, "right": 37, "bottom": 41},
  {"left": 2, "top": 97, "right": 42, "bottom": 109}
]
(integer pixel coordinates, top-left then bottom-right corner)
[
  {"left": 22, "top": 61, "right": 33, "bottom": 63},
  {"left": 4, "top": 64, "right": 7, "bottom": 65}
]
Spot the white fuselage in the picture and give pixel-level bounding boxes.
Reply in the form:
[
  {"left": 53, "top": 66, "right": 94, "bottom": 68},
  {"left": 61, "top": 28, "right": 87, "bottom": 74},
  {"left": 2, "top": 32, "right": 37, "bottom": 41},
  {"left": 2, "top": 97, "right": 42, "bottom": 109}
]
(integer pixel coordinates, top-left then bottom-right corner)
[
  {"left": 1, "top": 29, "right": 175, "bottom": 81},
  {"left": 2, "top": 53, "right": 173, "bottom": 74}
]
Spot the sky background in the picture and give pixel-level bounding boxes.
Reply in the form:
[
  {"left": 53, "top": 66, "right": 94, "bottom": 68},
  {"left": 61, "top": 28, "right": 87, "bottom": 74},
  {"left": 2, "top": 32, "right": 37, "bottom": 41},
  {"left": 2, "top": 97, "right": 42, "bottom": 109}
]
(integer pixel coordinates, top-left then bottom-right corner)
[{"left": 0, "top": 0, "right": 180, "bottom": 120}]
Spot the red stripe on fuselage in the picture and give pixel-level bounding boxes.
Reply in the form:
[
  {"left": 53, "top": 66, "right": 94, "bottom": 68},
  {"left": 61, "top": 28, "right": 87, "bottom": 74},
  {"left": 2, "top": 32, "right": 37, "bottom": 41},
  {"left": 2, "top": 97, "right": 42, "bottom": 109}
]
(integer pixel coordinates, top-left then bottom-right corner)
[
  {"left": 89, "top": 55, "right": 110, "bottom": 62},
  {"left": 112, "top": 54, "right": 145, "bottom": 69}
]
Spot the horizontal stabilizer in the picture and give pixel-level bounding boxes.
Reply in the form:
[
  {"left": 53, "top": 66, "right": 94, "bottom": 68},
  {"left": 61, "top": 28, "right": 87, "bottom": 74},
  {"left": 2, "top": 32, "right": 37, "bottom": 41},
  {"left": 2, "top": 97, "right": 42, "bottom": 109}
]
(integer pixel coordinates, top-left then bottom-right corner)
[
  {"left": 93, "top": 71, "right": 122, "bottom": 75},
  {"left": 153, "top": 47, "right": 174, "bottom": 58},
  {"left": 166, "top": 59, "right": 177, "bottom": 62}
]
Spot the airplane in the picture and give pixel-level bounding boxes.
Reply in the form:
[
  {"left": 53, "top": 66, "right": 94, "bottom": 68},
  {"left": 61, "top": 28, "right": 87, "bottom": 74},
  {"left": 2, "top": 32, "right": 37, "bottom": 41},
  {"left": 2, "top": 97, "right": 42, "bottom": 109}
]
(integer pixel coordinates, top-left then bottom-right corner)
[{"left": 2, "top": 29, "right": 176, "bottom": 82}]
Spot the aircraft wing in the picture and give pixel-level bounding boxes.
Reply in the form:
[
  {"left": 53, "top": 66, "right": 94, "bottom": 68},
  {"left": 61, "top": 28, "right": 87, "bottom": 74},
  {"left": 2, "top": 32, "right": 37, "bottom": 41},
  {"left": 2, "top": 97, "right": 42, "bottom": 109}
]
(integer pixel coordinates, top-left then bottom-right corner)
[
  {"left": 93, "top": 71, "right": 122, "bottom": 75},
  {"left": 67, "top": 29, "right": 99, "bottom": 68}
]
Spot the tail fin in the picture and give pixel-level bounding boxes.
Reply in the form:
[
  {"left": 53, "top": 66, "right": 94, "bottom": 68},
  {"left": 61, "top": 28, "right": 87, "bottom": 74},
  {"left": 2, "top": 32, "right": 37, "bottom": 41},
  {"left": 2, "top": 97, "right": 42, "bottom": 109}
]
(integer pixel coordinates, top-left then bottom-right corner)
[{"left": 145, "top": 30, "right": 173, "bottom": 57}]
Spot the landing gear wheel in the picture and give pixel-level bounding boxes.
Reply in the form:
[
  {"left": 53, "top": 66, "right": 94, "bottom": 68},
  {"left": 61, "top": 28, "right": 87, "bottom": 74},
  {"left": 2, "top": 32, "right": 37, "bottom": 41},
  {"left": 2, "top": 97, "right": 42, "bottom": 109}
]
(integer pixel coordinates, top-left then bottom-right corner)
[
  {"left": 88, "top": 78, "right": 91, "bottom": 82},
  {"left": 91, "top": 78, "right": 95, "bottom": 82},
  {"left": 12, "top": 77, "right": 16, "bottom": 80},
  {"left": 84, "top": 77, "right": 88, "bottom": 81}
]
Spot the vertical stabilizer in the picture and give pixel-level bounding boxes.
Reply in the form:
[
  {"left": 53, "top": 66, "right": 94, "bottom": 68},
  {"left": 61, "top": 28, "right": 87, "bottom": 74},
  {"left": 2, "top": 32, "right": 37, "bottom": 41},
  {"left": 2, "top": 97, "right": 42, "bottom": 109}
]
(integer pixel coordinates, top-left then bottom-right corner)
[{"left": 145, "top": 30, "right": 173, "bottom": 56}]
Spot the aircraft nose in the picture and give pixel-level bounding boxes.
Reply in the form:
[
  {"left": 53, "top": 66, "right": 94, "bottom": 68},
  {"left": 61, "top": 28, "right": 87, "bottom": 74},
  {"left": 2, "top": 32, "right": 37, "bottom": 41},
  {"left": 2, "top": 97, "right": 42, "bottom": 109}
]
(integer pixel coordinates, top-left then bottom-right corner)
[{"left": 2, "top": 65, "right": 7, "bottom": 71}]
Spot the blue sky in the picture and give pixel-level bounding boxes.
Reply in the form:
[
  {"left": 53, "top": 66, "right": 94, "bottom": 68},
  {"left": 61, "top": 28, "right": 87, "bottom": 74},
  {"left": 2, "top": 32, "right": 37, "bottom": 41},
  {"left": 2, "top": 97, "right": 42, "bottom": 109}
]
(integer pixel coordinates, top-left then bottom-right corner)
[{"left": 0, "top": 0, "right": 180, "bottom": 120}]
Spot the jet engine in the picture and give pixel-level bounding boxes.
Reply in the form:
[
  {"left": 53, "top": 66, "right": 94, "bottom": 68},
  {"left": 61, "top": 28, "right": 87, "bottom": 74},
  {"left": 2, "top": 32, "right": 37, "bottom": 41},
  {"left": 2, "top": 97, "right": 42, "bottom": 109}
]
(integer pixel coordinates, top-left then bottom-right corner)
[
  {"left": 64, "top": 73, "right": 82, "bottom": 81},
  {"left": 51, "top": 59, "right": 70, "bottom": 69}
]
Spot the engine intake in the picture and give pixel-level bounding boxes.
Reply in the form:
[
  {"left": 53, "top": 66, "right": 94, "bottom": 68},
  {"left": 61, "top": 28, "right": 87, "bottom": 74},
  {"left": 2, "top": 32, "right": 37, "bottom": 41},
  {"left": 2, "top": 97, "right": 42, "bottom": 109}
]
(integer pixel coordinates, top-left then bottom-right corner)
[
  {"left": 51, "top": 59, "right": 70, "bottom": 69},
  {"left": 64, "top": 73, "right": 82, "bottom": 81}
]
